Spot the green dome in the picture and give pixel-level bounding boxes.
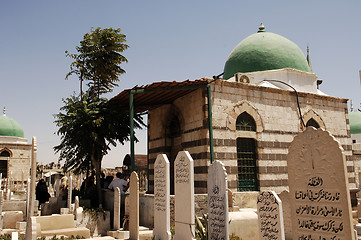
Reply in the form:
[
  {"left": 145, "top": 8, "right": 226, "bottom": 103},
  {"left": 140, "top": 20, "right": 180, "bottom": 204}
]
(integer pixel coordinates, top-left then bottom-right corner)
[
  {"left": 0, "top": 115, "right": 24, "bottom": 138},
  {"left": 349, "top": 111, "right": 361, "bottom": 134},
  {"left": 223, "top": 26, "right": 311, "bottom": 79}
]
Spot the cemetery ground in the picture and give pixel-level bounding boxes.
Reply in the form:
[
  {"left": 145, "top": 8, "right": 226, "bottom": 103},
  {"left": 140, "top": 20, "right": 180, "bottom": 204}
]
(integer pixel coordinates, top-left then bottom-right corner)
[{"left": 3, "top": 128, "right": 361, "bottom": 239}]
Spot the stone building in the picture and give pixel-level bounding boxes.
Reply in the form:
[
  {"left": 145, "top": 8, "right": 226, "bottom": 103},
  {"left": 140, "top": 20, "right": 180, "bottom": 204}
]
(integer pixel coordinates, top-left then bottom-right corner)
[
  {"left": 111, "top": 25, "right": 354, "bottom": 194},
  {"left": 0, "top": 108, "right": 31, "bottom": 183}
]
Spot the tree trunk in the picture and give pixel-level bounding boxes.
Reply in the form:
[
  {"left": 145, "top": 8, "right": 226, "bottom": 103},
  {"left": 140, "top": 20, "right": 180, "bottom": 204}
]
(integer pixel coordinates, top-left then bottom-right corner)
[{"left": 91, "top": 151, "right": 103, "bottom": 208}]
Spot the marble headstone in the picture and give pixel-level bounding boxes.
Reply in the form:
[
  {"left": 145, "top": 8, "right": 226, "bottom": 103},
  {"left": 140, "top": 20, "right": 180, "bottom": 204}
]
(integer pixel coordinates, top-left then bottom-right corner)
[
  {"left": 207, "top": 160, "right": 229, "bottom": 240},
  {"left": 257, "top": 191, "right": 285, "bottom": 240},
  {"left": 287, "top": 127, "right": 355, "bottom": 240},
  {"left": 173, "top": 151, "right": 195, "bottom": 240},
  {"left": 114, "top": 187, "right": 121, "bottom": 230},
  {"left": 153, "top": 154, "right": 171, "bottom": 240},
  {"left": 129, "top": 171, "right": 139, "bottom": 240}
]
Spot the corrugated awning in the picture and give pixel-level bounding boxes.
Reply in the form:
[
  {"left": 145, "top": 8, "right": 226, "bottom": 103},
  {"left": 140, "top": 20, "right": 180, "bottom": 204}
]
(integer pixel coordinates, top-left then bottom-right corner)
[{"left": 108, "top": 78, "right": 211, "bottom": 112}]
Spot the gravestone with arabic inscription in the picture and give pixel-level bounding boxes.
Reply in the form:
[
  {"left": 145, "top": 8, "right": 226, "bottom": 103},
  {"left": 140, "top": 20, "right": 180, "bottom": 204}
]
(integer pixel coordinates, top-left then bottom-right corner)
[
  {"left": 153, "top": 154, "right": 171, "bottom": 240},
  {"left": 208, "top": 160, "right": 229, "bottom": 240},
  {"left": 257, "top": 191, "right": 285, "bottom": 240},
  {"left": 173, "top": 151, "right": 195, "bottom": 240},
  {"left": 287, "top": 127, "right": 355, "bottom": 240}
]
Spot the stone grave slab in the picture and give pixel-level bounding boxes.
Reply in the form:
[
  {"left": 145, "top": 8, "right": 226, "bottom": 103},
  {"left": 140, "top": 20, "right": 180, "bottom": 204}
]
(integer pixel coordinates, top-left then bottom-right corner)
[
  {"left": 153, "top": 154, "right": 171, "bottom": 240},
  {"left": 207, "top": 160, "right": 229, "bottom": 240},
  {"left": 173, "top": 151, "right": 195, "bottom": 240},
  {"left": 257, "top": 191, "right": 285, "bottom": 240},
  {"left": 129, "top": 171, "right": 139, "bottom": 240},
  {"left": 287, "top": 127, "right": 355, "bottom": 240}
]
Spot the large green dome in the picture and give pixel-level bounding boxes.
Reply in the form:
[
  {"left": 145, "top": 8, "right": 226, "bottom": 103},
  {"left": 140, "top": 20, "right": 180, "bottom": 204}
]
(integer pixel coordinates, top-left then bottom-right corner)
[
  {"left": 349, "top": 111, "right": 361, "bottom": 134},
  {"left": 223, "top": 25, "right": 311, "bottom": 79},
  {"left": 0, "top": 114, "right": 24, "bottom": 138}
]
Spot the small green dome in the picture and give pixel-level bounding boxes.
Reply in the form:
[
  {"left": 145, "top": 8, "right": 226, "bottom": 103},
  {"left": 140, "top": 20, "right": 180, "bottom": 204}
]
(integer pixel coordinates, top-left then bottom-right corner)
[
  {"left": 223, "top": 25, "right": 311, "bottom": 79},
  {"left": 349, "top": 111, "right": 361, "bottom": 134},
  {"left": 0, "top": 115, "right": 24, "bottom": 138}
]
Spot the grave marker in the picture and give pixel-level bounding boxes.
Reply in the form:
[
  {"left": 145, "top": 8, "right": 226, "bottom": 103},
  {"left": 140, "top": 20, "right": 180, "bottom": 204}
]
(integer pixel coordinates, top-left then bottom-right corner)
[
  {"left": 129, "top": 171, "right": 139, "bottom": 240},
  {"left": 287, "top": 127, "right": 355, "bottom": 240},
  {"left": 257, "top": 191, "right": 285, "bottom": 240},
  {"left": 207, "top": 160, "right": 229, "bottom": 240},
  {"left": 153, "top": 154, "right": 171, "bottom": 240},
  {"left": 114, "top": 187, "right": 121, "bottom": 230},
  {"left": 68, "top": 175, "right": 73, "bottom": 211},
  {"left": 26, "top": 137, "right": 37, "bottom": 240},
  {"left": 174, "top": 151, "right": 195, "bottom": 240}
]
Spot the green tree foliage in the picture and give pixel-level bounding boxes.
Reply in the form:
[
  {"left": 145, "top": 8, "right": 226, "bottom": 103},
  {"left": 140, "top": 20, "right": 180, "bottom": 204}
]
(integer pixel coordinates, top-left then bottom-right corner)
[
  {"left": 54, "top": 93, "right": 144, "bottom": 205},
  {"left": 56, "top": 27, "right": 141, "bottom": 206},
  {"left": 66, "top": 27, "right": 129, "bottom": 97}
]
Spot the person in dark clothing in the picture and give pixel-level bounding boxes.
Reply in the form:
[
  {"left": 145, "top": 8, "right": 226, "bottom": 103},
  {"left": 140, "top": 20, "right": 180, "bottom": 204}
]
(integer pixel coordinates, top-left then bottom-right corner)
[{"left": 36, "top": 179, "right": 50, "bottom": 206}]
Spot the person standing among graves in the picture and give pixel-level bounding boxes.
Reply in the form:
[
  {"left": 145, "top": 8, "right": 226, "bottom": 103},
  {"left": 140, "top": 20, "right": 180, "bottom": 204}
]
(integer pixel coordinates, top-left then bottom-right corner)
[
  {"left": 36, "top": 179, "right": 50, "bottom": 207},
  {"left": 108, "top": 172, "right": 128, "bottom": 193}
]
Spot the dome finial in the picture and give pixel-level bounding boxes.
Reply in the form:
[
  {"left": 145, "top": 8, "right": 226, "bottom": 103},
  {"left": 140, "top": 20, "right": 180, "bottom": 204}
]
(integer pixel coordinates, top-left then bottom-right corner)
[
  {"left": 2, "top": 107, "right": 6, "bottom": 116},
  {"left": 306, "top": 44, "right": 313, "bottom": 72},
  {"left": 258, "top": 23, "right": 265, "bottom": 33},
  {"left": 351, "top": 100, "right": 354, "bottom": 112}
]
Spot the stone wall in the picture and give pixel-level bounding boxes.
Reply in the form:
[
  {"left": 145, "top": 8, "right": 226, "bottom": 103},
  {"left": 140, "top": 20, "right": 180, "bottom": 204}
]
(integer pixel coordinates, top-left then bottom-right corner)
[
  {"left": 0, "top": 142, "right": 31, "bottom": 182},
  {"left": 148, "top": 79, "right": 354, "bottom": 194}
]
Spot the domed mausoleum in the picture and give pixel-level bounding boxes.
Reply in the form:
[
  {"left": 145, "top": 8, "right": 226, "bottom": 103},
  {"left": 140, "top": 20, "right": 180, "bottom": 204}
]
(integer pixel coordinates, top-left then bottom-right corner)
[
  {"left": 223, "top": 24, "right": 311, "bottom": 79},
  {"left": 111, "top": 24, "right": 355, "bottom": 196},
  {"left": 0, "top": 108, "right": 31, "bottom": 185}
]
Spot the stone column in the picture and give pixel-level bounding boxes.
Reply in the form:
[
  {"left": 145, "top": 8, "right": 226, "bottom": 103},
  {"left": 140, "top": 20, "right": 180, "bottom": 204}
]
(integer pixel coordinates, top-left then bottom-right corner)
[
  {"left": 114, "top": 187, "right": 121, "bottom": 230},
  {"left": 153, "top": 154, "right": 171, "bottom": 240},
  {"left": 129, "top": 171, "right": 139, "bottom": 240},
  {"left": 174, "top": 151, "right": 195, "bottom": 240},
  {"left": 25, "top": 137, "right": 37, "bottom": 240},
  {"left": 68, "top": 175, "right": 73, "bottom": 212}
]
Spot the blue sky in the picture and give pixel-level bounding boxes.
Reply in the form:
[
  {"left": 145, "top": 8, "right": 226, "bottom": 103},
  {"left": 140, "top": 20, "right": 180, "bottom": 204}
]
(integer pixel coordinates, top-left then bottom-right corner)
[{"left": 1, "top": 1, "right": 361, "bottom": 167}]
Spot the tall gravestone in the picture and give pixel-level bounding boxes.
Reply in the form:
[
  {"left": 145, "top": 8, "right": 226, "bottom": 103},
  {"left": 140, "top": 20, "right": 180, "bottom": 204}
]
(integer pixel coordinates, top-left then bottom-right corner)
[
  {"left": 68, "top": 175, "right": 73, "bottom": 211},
  {"left": 207, "top": 160, "right": 229, "bottom": 240},
  {"left": 26, "top": 137, "right": 37, "bottom": 240},
  {"left": 114, "top": 187, "right": 121, "bottom": 230},
  {"left": 287, "top": 127, "right": 355, "bottom": 240},
  {"left": 153, "top": 154, "right": 171, "bottom": 240},
  {"left": 129, "top": 171, "right": 139, "bottom": 240},
  {"left": 257, "top": 191, "right": 285, "bottom": 240},
  {"left": 174, "top": 151, "right": 195, "bottom": 240}
]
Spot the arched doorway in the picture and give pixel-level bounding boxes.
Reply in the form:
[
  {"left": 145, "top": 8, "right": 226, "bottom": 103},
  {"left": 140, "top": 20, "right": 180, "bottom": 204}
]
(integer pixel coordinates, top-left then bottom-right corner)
[
  {"left": 0, "top": 150, "right": 10, "bottom": 178},
  {"left": 166, "top": 114, "right": 183, "bottom": 194}
]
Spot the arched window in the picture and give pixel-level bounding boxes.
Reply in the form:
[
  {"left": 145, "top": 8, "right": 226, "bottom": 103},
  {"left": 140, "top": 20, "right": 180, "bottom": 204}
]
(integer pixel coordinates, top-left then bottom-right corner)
[
  {"left": 0, "top": 150, "right": 10, "bottom": 157},
  {"left": 306, "top": 118, "right": 320, "bottom": 129},
  {"left": 236, "top": 112, "right": 258, "bottom": 191},
  {"left": 236, "top": 112, "right": 256, "bottom": 131}
]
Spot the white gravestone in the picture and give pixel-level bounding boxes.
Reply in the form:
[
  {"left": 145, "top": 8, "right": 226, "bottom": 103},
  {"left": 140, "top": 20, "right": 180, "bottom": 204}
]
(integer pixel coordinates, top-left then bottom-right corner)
[
  {"left": 68, "top": 175, "right": 73, "bottom": 211},
  {"left": 287, "top": 127, "right": 355, "bottom": 240},
  {"left": 129, "top": 171, "right": 139, "bottom": 240},
  {"left": 257, "top": 191, "right": 285, "bottom": 240},
  {"left": 114, "top": 187, "right": 121, "bottom": 230},
  {"left": 26, "top": 137, "right": 37, "bottom": 240},
  {"left": 153, "top": 154, "right": 171, "bottom": 240},
  {"left": 207, "top": 160, "right": 229, "bottom": 240},
  {"left": 174, "top": 151, "right": 195, "bottom": 240}
]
